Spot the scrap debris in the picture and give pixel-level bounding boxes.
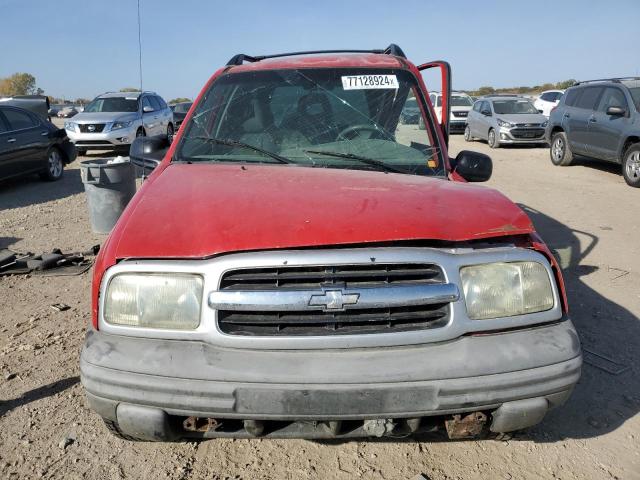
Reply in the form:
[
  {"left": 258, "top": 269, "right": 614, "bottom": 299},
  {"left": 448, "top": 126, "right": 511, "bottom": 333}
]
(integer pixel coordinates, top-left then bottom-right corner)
[
  {"left": 50, "top": 303, "right": 71, "bottom": 312},
  {"left": 0, "top": 245, "right": 99, "bottom": 277}
]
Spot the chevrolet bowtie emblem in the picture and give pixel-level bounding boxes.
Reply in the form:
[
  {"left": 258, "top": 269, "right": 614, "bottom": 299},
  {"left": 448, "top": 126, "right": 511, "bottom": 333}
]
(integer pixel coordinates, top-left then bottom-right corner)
[{"left": 309, "top": 290, "right": 360, "bottom": 311}]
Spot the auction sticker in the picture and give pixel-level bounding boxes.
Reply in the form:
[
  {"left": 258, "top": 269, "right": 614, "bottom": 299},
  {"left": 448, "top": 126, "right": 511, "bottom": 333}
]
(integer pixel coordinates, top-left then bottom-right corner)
[{"left": 342, "top": 74, "right": 399, "bottom": 90}]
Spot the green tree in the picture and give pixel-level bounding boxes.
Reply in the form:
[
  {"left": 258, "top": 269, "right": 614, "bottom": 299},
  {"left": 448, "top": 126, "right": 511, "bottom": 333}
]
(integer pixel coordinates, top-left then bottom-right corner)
[
  {"left": 119, "top": 87, "right": 140, "bottom": 92},
  {"left": 0, "top": 72, "right": 37, "bottom": 96},
  {"left": 555, "top": 79, "right": 577, "bottom": 89},
  {"left": 476, "top": 86, "right": 495, "bottom": 96},
  {"left": 168, "top": 97, "right": 191, "bottom": 104}
]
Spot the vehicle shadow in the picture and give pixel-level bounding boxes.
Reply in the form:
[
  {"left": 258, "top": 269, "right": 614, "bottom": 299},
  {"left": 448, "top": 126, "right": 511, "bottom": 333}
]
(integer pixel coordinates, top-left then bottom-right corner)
[
  {"left": 320, "top": 205, "right": 638, "bottom": 445},
  {"left": 570, "top": 155, "right": 622, "bottom": 178},
  {"left": 0, "top": 168, "right": 84, "bottom": 210},
  {"left": 0, "top": 376, "right": 79, "bottom": 418},
  {"left": 0, "top": 236, "right": 21, "bottom": 249},
  {"left": 517, "top": 204, "right": 639, "bottom": 443}
]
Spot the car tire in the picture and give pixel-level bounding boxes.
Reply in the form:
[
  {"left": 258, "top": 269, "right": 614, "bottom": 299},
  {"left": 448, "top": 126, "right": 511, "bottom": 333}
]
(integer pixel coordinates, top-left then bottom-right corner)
[
  {"left": 77, "top": 148, "right": 87, "bottom": 156},
  {"left": 488, "top": 128, "right": 499, "bottom": 149},
  {"left": 102, "top": 418, "right": 147, "bottom": 442},
  {"left": 464, "top": 125, "right": 472, "bottom": 142},
  {"left": 622, "top": 143, "right": 640, "bottom": 188},
  {"left": 167, "top": 123, "right": 174, "bottom": 144},
  {"left": 550, "top": 131, "right": 573, "bottom": 166},
  {"left": 40, "top": 147, "right": 64, "bottom": 181}
]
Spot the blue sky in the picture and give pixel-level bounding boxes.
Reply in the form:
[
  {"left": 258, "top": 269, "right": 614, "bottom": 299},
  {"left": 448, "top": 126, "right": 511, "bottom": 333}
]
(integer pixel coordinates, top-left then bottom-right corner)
[{"left": 1, "top": 0, "right": 638, "bottom": 101}]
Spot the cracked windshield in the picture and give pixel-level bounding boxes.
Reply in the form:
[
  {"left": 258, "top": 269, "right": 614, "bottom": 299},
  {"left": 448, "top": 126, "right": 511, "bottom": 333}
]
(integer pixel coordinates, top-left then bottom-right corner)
[{"left": 177, "top": 68, "right": 444, "bottom": 176}]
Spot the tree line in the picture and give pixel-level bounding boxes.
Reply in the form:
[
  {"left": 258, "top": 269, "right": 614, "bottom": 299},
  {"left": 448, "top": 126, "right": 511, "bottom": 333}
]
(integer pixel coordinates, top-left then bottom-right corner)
[
  {"left": 0, "top": 74, "right": 190, "bottom": 106},
  {"left": 467, "top": 79, "right": 577, "bottom": 97}
]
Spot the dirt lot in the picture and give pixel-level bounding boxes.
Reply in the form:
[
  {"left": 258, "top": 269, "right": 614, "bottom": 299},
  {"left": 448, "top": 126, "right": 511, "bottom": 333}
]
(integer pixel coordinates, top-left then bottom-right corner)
[{"left": 1, "top": 127, "right": 639, "bottom": 479}]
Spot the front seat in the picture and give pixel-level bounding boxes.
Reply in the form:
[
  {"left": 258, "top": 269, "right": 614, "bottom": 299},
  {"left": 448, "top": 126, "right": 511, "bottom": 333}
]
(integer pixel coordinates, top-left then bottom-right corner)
[
  {"left": 238, "top": 99, "right": 277, "bottom": 152},
  {"left": 283, "top": 91, "right": 335, "bottom": 145}
]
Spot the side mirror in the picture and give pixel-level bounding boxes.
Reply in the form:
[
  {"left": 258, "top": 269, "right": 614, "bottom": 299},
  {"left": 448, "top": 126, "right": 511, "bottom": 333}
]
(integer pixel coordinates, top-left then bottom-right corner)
[
  {"left": 143, "top": 105, "right": 154, "bottom": 113},
  {"left": 537, "top": 109, "right": 544, "bottom": 114},
  {"left": 129, "top": 135, "right": 169, "bottom": 171},
  {"left": 606, "top": 106, "right": 625, "bottom": 116},
  {"left": 481, "top": 109, "right": 492, "bottom": 116},
  {"left": 450, "top": 150, "right": 492, "bottom": 182}
]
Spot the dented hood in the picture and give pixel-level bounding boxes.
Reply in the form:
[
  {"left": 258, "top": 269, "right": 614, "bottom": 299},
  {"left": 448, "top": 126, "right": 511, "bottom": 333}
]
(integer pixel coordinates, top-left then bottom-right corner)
[{"left": 112, "top": 163, "right": 534, "bottom": 259}]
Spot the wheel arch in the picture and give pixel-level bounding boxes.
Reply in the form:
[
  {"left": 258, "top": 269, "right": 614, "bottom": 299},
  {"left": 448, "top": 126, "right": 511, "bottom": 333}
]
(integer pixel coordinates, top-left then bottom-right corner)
[
  {"left": 550, "top": 125, "right": 565, "bottom": 136},
  {"left": 620, "top": 135, "right": 640, "bottom": 161}
]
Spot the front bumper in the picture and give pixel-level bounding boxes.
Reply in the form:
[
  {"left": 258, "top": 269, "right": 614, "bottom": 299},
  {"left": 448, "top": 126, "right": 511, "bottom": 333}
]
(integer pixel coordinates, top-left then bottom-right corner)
[
  {"left": 81, "top": 320, "right": 581, "bottom": 440},
  {"left": 67, "top": 126, "right": 137, "bottom": 149},
  {"left": 449, "top": 120, "right": 467, "bottom": 133},
  {"left": 498, "top": 127, "right": 548, "bottom": 144}
]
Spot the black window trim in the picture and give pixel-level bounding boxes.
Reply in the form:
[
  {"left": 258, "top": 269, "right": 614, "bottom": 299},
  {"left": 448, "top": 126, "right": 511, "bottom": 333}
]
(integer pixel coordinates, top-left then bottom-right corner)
[
  {"left": 0, "top": 106, "right": 41, "bottom": 134},
  {"left": 0, "top": 110, "right": 10, "bottom": 133},
  {"left": 598, "top": 86, "right": 630, "bottom": 114},
  {"left": 156, "top": 96, "right": 168, "bottom": 110},
  {"left": 574, "top": 86, "right": 605, "bottom": 111},
  {"left": 149, "top": 96, "right": 163, "bottom": 111},
  {"left": 142, "top": 95, "right": 155, "bottom": 112}
]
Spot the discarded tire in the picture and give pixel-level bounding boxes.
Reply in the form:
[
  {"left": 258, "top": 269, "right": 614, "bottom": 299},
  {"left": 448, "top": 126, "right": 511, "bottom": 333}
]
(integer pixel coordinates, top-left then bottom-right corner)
[{"left": 80, "top": 158, "right": 136, "bottom": 234}]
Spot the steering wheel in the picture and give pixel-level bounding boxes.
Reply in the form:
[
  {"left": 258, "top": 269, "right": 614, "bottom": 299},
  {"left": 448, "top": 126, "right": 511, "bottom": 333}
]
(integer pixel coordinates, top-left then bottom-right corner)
[{"left": 337, "top": 124, "right": 386, "bottom": 141}]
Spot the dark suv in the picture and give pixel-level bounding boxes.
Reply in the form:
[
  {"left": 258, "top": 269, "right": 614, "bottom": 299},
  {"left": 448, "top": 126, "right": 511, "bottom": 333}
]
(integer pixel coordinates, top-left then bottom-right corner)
[{"left": 546, "top": 78, "right": 640, "bottom": 187}]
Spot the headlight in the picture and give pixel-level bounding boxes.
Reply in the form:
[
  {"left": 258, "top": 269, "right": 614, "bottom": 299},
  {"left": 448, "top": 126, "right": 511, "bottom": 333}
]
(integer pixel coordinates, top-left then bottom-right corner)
[
  {"left": 64, "top": 122, "right": 77, "bottom": 132},
  {"left": 111, "top": 120, "right": 133, "bottom": 131},
  {"left": 496, "top": 118, "right": 513, "bottom": 128},
  {"left": 104, "top": 273, "right": 203, "bottom": 329},
  {"left": 541, "top": 120, "right": 549, "bottom": 127},
  {"left": 460, "top": 262, "right": 554, "bottom": 320}
]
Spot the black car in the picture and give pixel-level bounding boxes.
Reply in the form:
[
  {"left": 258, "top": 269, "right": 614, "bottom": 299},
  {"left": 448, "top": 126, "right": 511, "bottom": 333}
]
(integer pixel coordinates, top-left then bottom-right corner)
[
  {"left": 546, "top": 77, "right": 640, "bottom": 187},
  {"left": 169, "top": 102, "right": 192, "bottom": 130},
  {"left": 0, "top": 105, "right": 77, "bottom": 182}
]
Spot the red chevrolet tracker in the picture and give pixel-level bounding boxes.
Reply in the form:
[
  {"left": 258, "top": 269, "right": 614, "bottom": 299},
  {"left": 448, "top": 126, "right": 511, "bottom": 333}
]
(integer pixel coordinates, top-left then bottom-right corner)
[{"left": 80, "top": 45, "right": 581, "bottom": 441}]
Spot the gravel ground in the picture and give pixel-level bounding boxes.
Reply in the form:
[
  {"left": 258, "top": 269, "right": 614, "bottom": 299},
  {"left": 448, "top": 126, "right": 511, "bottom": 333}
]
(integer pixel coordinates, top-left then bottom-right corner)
[{"left": 0, "top": 127, "right": 639, "bottom": 479}]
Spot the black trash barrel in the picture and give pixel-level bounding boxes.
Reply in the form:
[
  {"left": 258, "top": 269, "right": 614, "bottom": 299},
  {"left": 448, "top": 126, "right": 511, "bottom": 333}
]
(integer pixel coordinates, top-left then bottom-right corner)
[{"left": 80, "top": 158, "right": 136, "bottom": 234}]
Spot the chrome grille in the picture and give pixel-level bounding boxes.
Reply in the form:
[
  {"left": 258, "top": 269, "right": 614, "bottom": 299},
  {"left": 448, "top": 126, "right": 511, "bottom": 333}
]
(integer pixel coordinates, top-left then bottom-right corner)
[
  {"left": 79, "top": 123, "right": 105, "bottom": 133},
  {"left": 215, "top": 263, "right": 453, "bottom": 336},
  {"left": 511, "top": 128, "right": 545, "bottom": 139}
]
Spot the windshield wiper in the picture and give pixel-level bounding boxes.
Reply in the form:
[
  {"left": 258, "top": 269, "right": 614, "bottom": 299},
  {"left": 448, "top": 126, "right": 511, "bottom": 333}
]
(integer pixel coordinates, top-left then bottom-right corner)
[
  {"left": 303, "top": 149, "right": 406, "bottom": 174},
  {"left": 192, "top": 137, "right": 295, "bottom": 164}
]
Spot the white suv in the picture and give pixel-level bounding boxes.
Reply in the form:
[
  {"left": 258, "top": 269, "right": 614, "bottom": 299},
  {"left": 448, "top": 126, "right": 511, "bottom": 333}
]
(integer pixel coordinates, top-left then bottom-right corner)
[
  {"left": 427, "top": 91, "right": 474, "bottom": 134},
  {"left": 64, "top": 91, "right": 174, "bottom": 155},
  {"left": 534, "top": 90, "right": 564, "bottom": 117}
]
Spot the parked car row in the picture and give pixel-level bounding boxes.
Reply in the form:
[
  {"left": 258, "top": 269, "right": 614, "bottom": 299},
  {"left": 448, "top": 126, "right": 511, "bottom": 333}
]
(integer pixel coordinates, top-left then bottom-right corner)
[
  {"left": 48, "top": 104, "right": 83, "bottom": 118},
  {"left": 464, "top": 95, "right": 548, "bottom": 148},
  {"left": 460, "top": 78, "right": 640, "bottom": 187}
]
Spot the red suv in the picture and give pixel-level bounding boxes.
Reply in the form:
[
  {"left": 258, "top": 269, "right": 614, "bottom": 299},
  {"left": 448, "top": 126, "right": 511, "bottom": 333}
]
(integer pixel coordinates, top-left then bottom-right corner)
[{"left": 81, "top": 45, "right": 581, "bottom": 441}]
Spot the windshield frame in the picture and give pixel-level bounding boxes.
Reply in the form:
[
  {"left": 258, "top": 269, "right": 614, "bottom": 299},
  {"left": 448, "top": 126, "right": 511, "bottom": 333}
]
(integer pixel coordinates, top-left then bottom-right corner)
[
  {"left": 174, "top": 67, "right": 447, "bottom": 178},
  {"left": 622, "top": 82, "right": 640, "bottom": 111}
]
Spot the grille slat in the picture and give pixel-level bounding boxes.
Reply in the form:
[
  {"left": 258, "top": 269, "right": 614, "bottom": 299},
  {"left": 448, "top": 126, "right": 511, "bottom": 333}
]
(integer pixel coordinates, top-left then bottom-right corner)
[
  {"left": 220, "top": 264, "right": 444, "bottom": 290},
  {"left": 78, "top": 123, "right": 106, "bottom": 133},
  {"left": 217, "top": 263, "right": 450, "bottom": 336},
  {"left": 510, "top": 128, "right": 545, "bottom": 139}
]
